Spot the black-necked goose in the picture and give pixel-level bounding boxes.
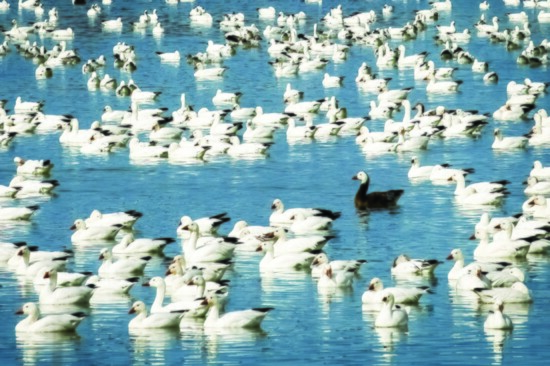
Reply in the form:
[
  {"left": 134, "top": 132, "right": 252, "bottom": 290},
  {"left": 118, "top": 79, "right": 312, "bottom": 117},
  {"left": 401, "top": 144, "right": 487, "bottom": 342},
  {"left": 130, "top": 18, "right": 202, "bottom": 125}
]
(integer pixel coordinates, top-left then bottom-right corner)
[{"left": 352, "top": 171, "right": 404, "bottom": 209}]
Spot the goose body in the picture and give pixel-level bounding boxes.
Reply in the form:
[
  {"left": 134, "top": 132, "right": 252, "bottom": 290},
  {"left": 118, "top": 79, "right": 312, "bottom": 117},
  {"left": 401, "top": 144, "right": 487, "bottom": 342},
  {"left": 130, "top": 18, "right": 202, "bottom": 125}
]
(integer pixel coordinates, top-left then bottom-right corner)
[
  {"left": 143, "top": 277, "right": 208, "bottom": 318},
  {"left": 15, "top": 303, "right": 86, "bottom": 333},
  {"left": 13, "top": 157, "right": 53, "bottom": 176},
  {"left": 362, "top": 277, "right": 431, "bottom": 304},
  {"left": 85, "top": 209, "right": 142, "bottom": 229},
  {"left": 98, "top": 248, "right": 150, "bottom": 278},
  {"left": 352, "top": 171, "right": 404, "bottom": 209},
  {"left": 203, "top": 292, "right": 273, "bottom": 329},
  {"left": 269, "top": 198, "right": 341, "bottom": 226},
  {"left": 310, "top": 252, "right": 366, "bottom": 278},
  {"left": 39, "top": 269, "right": 93, "bottom": 305},
  {"left": 474, "top": 282, "right": 532, "bottom": 304},
  {"left": 181, "top": 222, "right": 237, "bottom": 264},
  {"left": 70, "top": 219, "right": 122, "bottom": 242},
  {"left": 446, "top": 248, "right": 509, "bottom": 281},
  {"left": 258, "top": 241, "right": 316, "bottom": 272},
  {"left": 112, "top": 233, "right": 174, "bottom": 255},
  {"left": 128, "top": 301, "right": 183, "bottom": 330},
  {"left": 374, "top": 293, "right": 408, "bottom": 328},
  {"left": 317, "top": 264, "right": 355, "bottom": 289},
  {"left": 391, "top": 254, "right": 441, "bottom": 275},
  {"left": 484, "top": 300, "right": 514, "bottom": 330},
  {"left": 0, "top": 205, "right": 40, "bottom": 221}
]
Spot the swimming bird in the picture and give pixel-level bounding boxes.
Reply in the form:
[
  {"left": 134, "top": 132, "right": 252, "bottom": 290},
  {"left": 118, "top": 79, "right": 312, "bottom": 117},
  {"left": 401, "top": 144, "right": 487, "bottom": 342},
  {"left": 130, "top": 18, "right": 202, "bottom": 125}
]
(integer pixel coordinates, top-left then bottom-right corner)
[
  {"left": 85, "top": 209, "right": 143, "bottom": 229},
  {"left": 492, "top": 128, "right": 528, "bottom": 150},
  {"left": 8, "top": 176, "right": 59, "bottom": 196},
  {"left": 0, "top": 205, "right": 40, "bottom": 221},
  {"left": 473, "top": 282, "right": 532, "bottom": 304},
  {"left": 128, "top": 301, "right": 183, "bottom": 330},
  {"left": 257, "top": 241, "right": 317, "bottom": 272},
  {"left": 39, "top": 269, "right": 94, "bottom": 305},
  {"left": 310, "top": 252, "right": 366, "bottom": 278},
  {"left": 70, "top": 219, "right": 122, "bottom": 242},
  {"left": 484, "top": 299, "right": 514, "bottom": 330},
  {"left": 374, "top": 293, "right": 408, "bottom": 328},
  {"left": 352, "top": 171, "right": 404, "bottom": 209},
  {"left": 317, "top": 263, "right": 356, "bottom": 289},
  {"left": 13, "top": 156, "right": 53, "bottom": 176},
  {"left": 362, "top": 277, "right": 431, "bottom": 304},
  {"left": 391, "top": 254, "right": 441, "bottom": 275},
  {"left": 269, "top": 198, "right": 341, "bottom": 226},
  {"left": 112, "top": 233, "right": 174, "bottom": 255},
  {"left": 98, "top": 248, "right": 151, "bottom": 278},
  {"left": 202, "top": 291, "right": 273, "bottom": 329},
  {"left": 529, "top": 160, "right": 550, "bottom": 181},
  {"left": 446, "top": 248, "right": 510, "bottom": 281},
  {"left": 142, "top": 277, "right": 208, "bottom": 318},
  {"left": 15, "top": 302, "right": 86, "bottom": 333}
]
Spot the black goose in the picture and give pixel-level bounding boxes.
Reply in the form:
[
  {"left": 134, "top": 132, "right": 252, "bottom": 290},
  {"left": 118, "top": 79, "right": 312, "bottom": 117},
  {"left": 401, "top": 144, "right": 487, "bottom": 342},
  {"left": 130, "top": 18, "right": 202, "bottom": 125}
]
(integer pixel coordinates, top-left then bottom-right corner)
[{"left": 352, "top": 171, "right": 404, "bottom": 209}]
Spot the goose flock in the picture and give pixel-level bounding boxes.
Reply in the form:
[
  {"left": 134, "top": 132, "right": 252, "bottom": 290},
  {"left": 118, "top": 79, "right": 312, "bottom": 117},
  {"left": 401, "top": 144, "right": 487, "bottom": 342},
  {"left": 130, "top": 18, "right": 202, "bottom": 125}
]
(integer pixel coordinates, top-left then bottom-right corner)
[{"left": 1, "top": 0, "right": 550, "bottom": 364}]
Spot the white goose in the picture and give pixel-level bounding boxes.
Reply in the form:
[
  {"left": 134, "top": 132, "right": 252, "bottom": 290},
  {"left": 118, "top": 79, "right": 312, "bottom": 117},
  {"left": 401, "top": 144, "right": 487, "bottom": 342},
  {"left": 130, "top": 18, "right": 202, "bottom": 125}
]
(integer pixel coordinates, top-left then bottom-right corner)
[
  {"left": 362, "top": 277, "right": 431, "bottom": 304},
  {"left": 70, "top": 219, "right": 122, "bottom": 242},
  {"left": 472, "top": 228, "right": 530, "bottom": 260},
  {"left": 13, "top": 156, "right": 53, "bottom": 176},
  {"left": 288, "top": 212, "right": 335, "bottom": 234},
  {"left": 269, "top": 198, "right": 341, "bottom": 226},
  {"left": 529, "top": 160, "right": 550, "bottom": 181},
  {"left": 112, "top": 233, "right": 175, "bottom": 255},
  {"left": 85, "top": 275, "right": 138, "bottom": 295},
  {"left": 168, "top": 267, "right": 228, "bottom": 303},
  {"left": 143, "top": 277, "right": 208, "bottom": 318},
  {"left": 455, "top": 264, "right": 492, "bottom": 291},
  {"left": 181, "top": 222, "right": 237, "bottom": 264},
  {"left": 258, "top": 241, "right": 317, "bottom": 272},
  {"left": 128, "top": 301, "right": 183, "bottom": 330},
  {"left": 286, "top": 118, "right": 317, "bottom": 140},
  {"left": 451, "top": 172, "right": 510, "bottom": 196},
  {"left": 9, "top": 176, "right": 59, "bottom": 196},
  {"left": 10, "top": 246, "right": 68, "bottom": 278},
  {"left": 85, "top": 209, "right": 142, "bottom": 229},
  {"left": 374, "top": 293, "right": 408, "bottom": 328},
  {"left": 176, "top": 213, "right": 230, "bottom": 237},
  {"left": 0, "top": 205, "right": 40, "bottom": 221},
  {"left": 310, "top": 252, "right": 366, "bottom": 278},
  {"left": 473, "top": 282, "right": 532, "bottom": 304},
  {"left": 39, "top": 269, "right": 94, "bottom": 305},
  {"left": 391, "top": 254, "right": 441, "bottom": 276},
  {"left": 268, "top": 228, "right": 331, "bottom": 256},
  {"left": 128, "top": 137, "right": 169, "bottom": 159},
  {"left": 202, "top": 291, "right": 273, "bottom": 329},
  {"left": 446, "top": 248, "right": 510, "bottom": 281},
  {"left": 15, "top": 302, "right": 86, "bottom": 333},
  {"left": 98, "top": 248, "right": 151, "bottom": 278},
  {"left": 227, "top": 136, "right": 271, "bottom": 157},
  {"left": 397, "top": 44, "right": 428, "bottom": 68},
  {"left": 484, "top": 299, "right": 514, "bottom": 330},
  {"left": 317, "top": 264, "right": 355, "bottom": 289},
  {"left": 524, "top": 176, "right": 550, "bottom": 195},
  {"left": 492, "top": 128, "right": 528, "bottom": 150},
  {"left": 486, "top": 267, "right": 526, "bottom": 288}
]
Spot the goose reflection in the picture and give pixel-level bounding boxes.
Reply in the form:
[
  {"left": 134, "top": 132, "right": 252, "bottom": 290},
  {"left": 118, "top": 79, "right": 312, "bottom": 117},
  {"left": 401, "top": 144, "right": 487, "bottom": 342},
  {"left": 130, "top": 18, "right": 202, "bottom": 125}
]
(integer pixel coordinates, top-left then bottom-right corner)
[
  {"left": 484, "top": 328, "right": 513, "bottom": 364},
  {"left": 16, "top": 332, "right": 81, "bottom": 366},
  {"left": 129, "top": 328, "right": 181, "bottom": 365},
  {"left": 374, "top": 326, "right": 408, "bottom": 354}
]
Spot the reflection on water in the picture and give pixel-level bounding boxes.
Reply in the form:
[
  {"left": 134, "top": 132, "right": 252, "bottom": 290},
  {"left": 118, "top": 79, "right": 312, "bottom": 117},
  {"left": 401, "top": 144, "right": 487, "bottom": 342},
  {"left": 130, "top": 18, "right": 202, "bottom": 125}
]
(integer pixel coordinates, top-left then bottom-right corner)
[
  {"left": 484, "top": 328, "right": 513, "bottom": 365},
  {"left": 129, "top": 328, "right": 181, "bottom": 366},
  {"left": 16, "top": 332, "right": 81, "bottom": 366}
]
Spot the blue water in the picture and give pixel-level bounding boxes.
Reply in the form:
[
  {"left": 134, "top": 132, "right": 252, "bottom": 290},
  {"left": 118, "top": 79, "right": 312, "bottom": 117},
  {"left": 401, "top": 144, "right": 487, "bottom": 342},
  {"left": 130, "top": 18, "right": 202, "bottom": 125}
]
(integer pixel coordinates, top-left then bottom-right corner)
[{"left": 1, "top": 0, "right": 550, "bottom": 364}]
